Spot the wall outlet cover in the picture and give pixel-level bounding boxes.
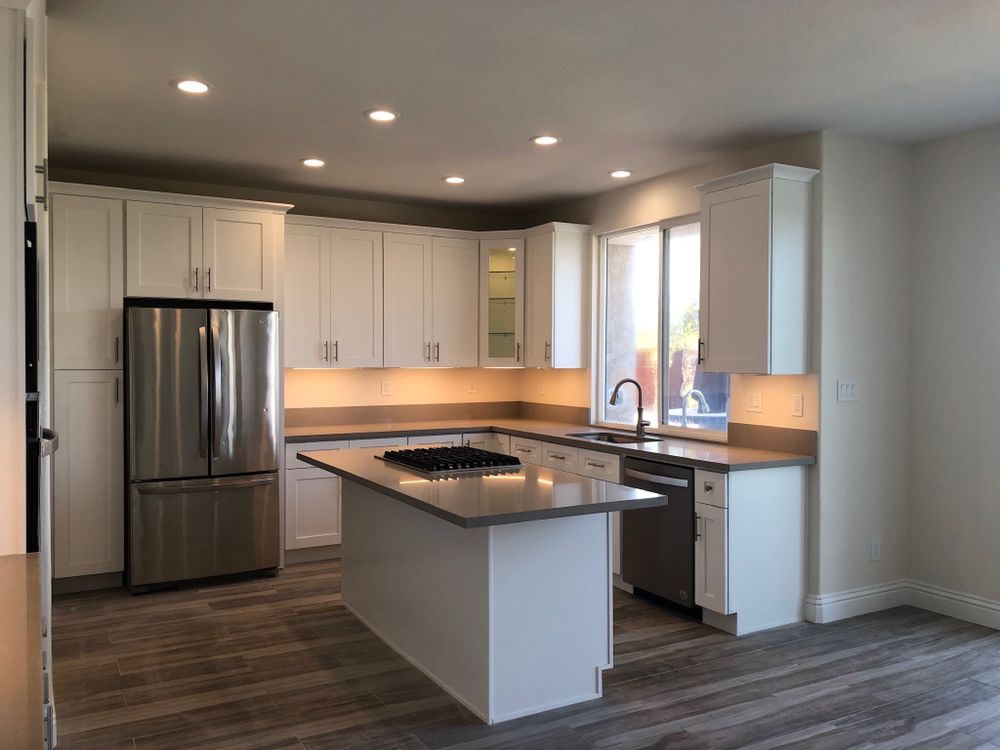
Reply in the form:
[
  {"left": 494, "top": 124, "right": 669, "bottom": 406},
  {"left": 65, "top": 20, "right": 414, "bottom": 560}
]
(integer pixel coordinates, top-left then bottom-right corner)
[
  {"left": 791, "top": 393, "right": 804, "bottom": 418},
  {"left": 746, "top": 391, "right": 763, "bottom": 413},
  {"left": 870, "top": 535, "right": 882, "bottom": 562},
  {"left": 837, "top": 379, "right": 859, "bottom": 402},
  {"left": 467, "top": 380, "right": 477, "bottom": 393},
  {"left": 380, "top": 380, "right": 392, "bottom": 397}
]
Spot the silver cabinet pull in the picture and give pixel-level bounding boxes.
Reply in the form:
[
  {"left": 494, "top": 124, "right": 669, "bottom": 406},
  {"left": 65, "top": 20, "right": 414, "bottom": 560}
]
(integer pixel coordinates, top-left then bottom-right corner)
[
  {"left": 585, "top": 460, "right": 606, "bottom": 469},
  {"left": 34, "top": 159, "right": 48, "bottom": 210},
  {"left": 704, "top": 481, "right": 715, "bottom": 493},
  {"left": 198, "top": 326, "right": 209, "bottom": 459},
  {"left": 333, "top": 340, "right": 339, "bottom": 362},
  {"left": 114, "top": 376, "right": 120, "bottom": 404},
  {"left": 434, "top": 342, "right": 440, "bottom": 362},
  {"left": 114, "top": 336, "right": 120, "bottom": 363},
  {"left": 193, "top": 267, "right": 200, "bottom": 291},
  {"left": 695, "top": 514, "right": 702, "bottom": 541},
  {"left": 515, "top": 446, "right": 532, "bottom": 453},
  {"left": 425, "top": 341, "right": 431, "bottom": 361},
  {"left": 544, "top": 341, "right": 551, "bottom": 362},
  {"left": 516, "top": 341, "right": 521, "bottom": 362},
  {"left": 323, "top": 341, "right": 329, "bottom": 361},
  {"left": 549, "top": 453, "right": 566, "bottom": 460},
  {"left": 206, "top": 267, "right": 212, "bottom": 292}
]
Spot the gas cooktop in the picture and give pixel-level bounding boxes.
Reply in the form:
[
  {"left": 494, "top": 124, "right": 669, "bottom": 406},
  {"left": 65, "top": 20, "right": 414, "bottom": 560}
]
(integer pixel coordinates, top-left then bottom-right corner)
[{"left": 380, "top": 446, "right": 522, "bottom": 475}]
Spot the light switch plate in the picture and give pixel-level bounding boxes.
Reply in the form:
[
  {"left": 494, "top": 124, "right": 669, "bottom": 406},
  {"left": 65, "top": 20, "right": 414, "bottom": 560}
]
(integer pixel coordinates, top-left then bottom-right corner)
[
  {"left": 467, "top": 380, "right": 477, "bottom": 393},
  {"left": 380, "top": 380, "right": 392, "bottom": 397},
  {"left": 791, "top": 393, "right": 804, "bottom": 418},
  {"left": 745, "top": 391, "right": 763, "bottom": 413},
  {"left": 837, "top": 379, "right": 859, "bottom": 402}
]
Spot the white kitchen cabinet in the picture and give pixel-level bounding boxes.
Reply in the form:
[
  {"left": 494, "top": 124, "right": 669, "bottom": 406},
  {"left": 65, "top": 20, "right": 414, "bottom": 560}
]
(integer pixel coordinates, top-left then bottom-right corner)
[
  {"left": 408, "top": 433, "right": 463, "bottom": 446},
  {"left": 510, "top": 437, "right": 542, "bottom": 465},
  {"left": 611, "top": 511, "right": 623, "bottom": 577},
  {"left": 384, "top": 233, "right": 432, "bottom": 366},
  {"left": 524, "top": 223, "right": 589, "bottom": 368},
  {"left": 285, "top": 439, "right": 349, "bottom": 470},
  {"left": 349, "top": 437, "right": 407, "bottom": 448},
  {"left": 541, "top": 442, "right": 580, "bottom": 472},
  {"left": 125, "top": 200, "right": 202, "bottom": 299},
  {"left": 480, "top": 239, "right": 524, "bottom": 366},
  {"left": 431, "top": 237, "right": 479, "bottom": 366},
  {"left": 53, "top": 370, "right": 124, "bottom": 577},
  {"left": 52, "top": 195, "right": 124, "bottom": 370},
  {"left": 697, "top": 164, "right": 817, "bottom": 374},
  {"left": 578, "top": 449, "right": 621, "bottom": 482},
  {"left": 463, "top": 432, "right": 511, "bottom": 454},
  {"left": 202, "top": 208, "right": 276, "bottom": 303},
  {"left": 694, "top": 501, "right": 730, "bottom": 614},
  {"left": 284, "top": 225, "right": 383, "bottom": 368},
  {"left": 285, "top": 467, "right": 342, "bottom": 549}
]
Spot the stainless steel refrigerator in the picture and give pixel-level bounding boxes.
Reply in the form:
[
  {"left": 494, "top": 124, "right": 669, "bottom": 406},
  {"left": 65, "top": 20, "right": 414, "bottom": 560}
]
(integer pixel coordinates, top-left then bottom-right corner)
[{"left": 126, "top": 305, "right": 280, "bottom": 589}]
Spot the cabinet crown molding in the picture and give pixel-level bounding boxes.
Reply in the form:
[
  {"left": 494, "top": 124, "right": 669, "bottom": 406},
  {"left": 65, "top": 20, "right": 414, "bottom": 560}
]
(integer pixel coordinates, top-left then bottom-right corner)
[
  {"left": 695, "top": 163, "right": 819, "bottom": 194},
  {"left": 50, "top": 182, "right": 294, "bottom": 214}
]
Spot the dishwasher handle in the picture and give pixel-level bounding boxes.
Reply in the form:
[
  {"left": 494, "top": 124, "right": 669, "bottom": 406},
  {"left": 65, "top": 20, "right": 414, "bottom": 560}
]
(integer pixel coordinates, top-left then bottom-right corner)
[{"left": 623, "top": 468, "right": 689, "bottom": 488}]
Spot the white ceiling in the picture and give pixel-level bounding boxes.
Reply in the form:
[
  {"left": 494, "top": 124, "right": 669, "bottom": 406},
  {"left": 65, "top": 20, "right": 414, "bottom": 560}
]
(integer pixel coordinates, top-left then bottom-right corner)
[{"left": 47, "top": 0, "right": 1000, "bottom": 209}]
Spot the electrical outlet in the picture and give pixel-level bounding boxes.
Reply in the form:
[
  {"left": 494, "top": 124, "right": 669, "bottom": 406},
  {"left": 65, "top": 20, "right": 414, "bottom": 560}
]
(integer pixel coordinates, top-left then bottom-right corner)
[
  {"left": 380, "top": 380, "right": 392, "bottom": 397},
  {"left": 791, "top": 393, "right": 804, "bottom": 418},
  {"left": 539, "top": 380, "right": 546, "bottom": 396},
  {"left": 837, "top": 379, "right": 859, "bottom": 402},
  {"left": 870, "top": 535, "right": 882, "bottom": 562},
  {"left": 467, "top": 380, "right": 477, "bottom": 394},
  {"left": 745, "top": 391, "right": 763, "bottom": 413}
]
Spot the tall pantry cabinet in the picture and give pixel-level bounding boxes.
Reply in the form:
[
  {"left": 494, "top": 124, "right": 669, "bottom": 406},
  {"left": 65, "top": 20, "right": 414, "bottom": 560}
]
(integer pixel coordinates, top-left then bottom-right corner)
[{"left": 50, "top": 185, "right": 290, "bottom": 581}]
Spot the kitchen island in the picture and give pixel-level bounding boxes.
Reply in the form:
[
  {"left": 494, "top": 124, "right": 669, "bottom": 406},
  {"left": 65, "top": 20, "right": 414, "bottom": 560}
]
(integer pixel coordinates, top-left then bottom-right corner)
[{"left": 298, "top": 447, "right": 666, "bottom": 724}]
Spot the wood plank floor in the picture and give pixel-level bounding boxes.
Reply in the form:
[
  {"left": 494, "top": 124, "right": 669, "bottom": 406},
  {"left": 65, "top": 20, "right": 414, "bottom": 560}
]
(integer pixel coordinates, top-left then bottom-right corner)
[{"left": 52, "top": 560, "right": 1000, "bottom": 749}]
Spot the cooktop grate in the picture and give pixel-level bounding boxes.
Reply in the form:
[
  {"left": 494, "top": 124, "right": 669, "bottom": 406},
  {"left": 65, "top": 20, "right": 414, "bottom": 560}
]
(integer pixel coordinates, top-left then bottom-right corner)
[{"left": 380, "top": 446, "right": 521, "bottom": 474}]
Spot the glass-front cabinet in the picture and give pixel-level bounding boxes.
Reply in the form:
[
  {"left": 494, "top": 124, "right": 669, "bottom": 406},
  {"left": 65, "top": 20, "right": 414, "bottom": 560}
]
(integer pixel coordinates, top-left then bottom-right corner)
[{"left": 479, "top": 239, "right": 524, "bottom": 366}]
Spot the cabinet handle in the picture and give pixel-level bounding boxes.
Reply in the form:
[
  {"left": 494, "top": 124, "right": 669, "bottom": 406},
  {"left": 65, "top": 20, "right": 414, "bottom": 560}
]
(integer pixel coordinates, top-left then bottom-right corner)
[
  {"left": 704, "top": 481, "right": 714, "bottom": 493},
  {"left": 34, "top": 159, "right": 48, "bottom": 211},
  {"left": 323, "top": 341, "right": 329, "bottom": 362},
  {"left": 193, "top": 267, "right": 200, "bottom": 291},
  {"left": 425, "top": 342, "right": 431, "bottom": 361},
  {"left": 206, "top": 267, "right": 212, "bottom": 292},
  {"left": 114, "top": 336, "right": 120, "bottom": 363},
  {"left": 333, "top": 340, "right": 339, "bottom": 362},
  {"left": 515, "top": 446, "right": 532, "bottom": 453},
  {"left": 516, "top": 341, "right": 521, "bottom": 362},
  {"left": 695, "top": 514, "right": 702, "bottom": 541},
  {"left": 585, "top": 460, "right": 606, "bottom": 469},
  {"left": 544, "top": 341, "right": 551, "bottom": 362},
  {"left": 549, "top": 453, "right": 566, "bottom": 460},
  {"left": 114, "top": 376, "right": 120, "bottom": 405},
  {"left": 697, "top": 338, "right": 705, "bottom": 365},
  {"left": 434, "top": 342, "right": 440, "bottom": 362}
]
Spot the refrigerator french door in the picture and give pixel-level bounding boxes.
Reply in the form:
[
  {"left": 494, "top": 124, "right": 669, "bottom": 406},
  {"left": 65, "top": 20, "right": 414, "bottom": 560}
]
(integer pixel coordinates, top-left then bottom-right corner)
[{"left": 127, "top": 305, "right": 280, "bottom": 588}]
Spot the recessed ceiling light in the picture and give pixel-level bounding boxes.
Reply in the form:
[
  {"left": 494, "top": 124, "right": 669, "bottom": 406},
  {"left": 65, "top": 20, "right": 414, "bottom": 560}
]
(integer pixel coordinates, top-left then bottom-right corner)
[
  {"left": 443, "top": 176, "right": 465, "bottom": 184},
  {"left": 366, "top": 109, "right": 399, "bottom": 123},
  {"left": 610, "top": 169, "right": 632, "bottom": 179},
  {"left": 531, "top": 135, "right": 561, "bottom": 146},
  {"left": 507, "top": 247, "right": 517, "bottom": 252},
  {"left": 173, "top": 79, "right": 210, "bottom": 94},
  {"left": 301, "top": 158, "right": 325, "bottom": 168}
]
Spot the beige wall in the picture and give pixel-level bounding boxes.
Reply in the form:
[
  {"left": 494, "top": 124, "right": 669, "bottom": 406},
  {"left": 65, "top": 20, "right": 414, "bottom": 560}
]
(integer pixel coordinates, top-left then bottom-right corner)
[
  {"left": 814, "top": 132, "right": 912, "bottom": 595},
  {"left": 909, "top": 123, "right": 1000, "bottom": 603}
]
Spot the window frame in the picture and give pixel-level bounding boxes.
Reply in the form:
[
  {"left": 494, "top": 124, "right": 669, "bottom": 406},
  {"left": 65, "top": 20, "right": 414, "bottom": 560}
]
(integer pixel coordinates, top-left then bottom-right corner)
[{"left": 594, "top": 213, "right": 728, "bottom": 443}]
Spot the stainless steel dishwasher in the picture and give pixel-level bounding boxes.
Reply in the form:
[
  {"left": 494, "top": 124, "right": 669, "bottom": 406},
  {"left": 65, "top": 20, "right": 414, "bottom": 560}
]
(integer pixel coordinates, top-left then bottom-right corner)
[{"left": 621, "top": 457, "right": 698, "bottom": 611}]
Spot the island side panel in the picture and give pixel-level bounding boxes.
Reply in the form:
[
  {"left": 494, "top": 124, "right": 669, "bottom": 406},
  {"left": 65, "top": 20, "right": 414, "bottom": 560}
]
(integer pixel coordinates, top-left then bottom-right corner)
[
  {"left": 488, "top": 512, "right": 612, "bottom": 723},
  {"left": 340, "top": 480, "right": 491, "bottom": 720}
]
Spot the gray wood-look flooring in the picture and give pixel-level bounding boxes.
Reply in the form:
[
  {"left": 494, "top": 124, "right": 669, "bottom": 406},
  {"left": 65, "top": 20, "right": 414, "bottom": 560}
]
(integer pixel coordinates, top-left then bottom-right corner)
[{"left": 52, "top": 560, "right": 1000, "bottom": 749}]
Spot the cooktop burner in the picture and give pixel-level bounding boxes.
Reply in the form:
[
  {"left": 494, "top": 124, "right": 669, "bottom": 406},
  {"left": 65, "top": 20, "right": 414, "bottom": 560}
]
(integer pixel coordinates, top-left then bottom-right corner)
[{"left": 380, "top": 446, "right": 521, "bottom": 475}]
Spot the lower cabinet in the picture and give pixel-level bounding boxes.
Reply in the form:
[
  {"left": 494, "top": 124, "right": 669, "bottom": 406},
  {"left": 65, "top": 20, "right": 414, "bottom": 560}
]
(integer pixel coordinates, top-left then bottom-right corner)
[
  {"left": 408, "top": 433, "right": 462, "bottom": 447},
  {"left": 53, "top": 370, "right": 124, "bottom": 578},
  {"left": 541, "top": 442, "right": 580, "bottom": 472},
  {"left": 510, "top": 437, "right": 542, "bottom": 465},
  {"left": 463, "top": 432, "right": 511, "bottom": 454},
  {"left": 694, "top": 501, "right": 729, "bottom": 614},
  {"left": 285, "top": 467, "right": 342, "bottom": 549}
]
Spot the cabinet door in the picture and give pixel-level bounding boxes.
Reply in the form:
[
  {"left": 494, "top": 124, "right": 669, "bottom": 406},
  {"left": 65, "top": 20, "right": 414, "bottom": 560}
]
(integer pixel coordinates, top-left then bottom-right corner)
[
  {"left": 480, "top": 239, "right": 524, "bottom": 366},
  {"left": 700, "top": 179, "right": 771, "bottom": 373},
  {"left": 408, "top": 433, "right": 462, "bottom": 447},
  {"left": 349, "top": 437, "right": 407, "bottom": 449},
  {"left": 694, "top": 501, "right": 730, "bottom": 614},
  {"left": 203, "top": 208, "right": 276, "bottom": 302},
  {"left": 510, "top": 437, "right": 542, "bottom": 465},
  {"left": 384, "top": 234, "right": 432, "bottom": 366},
  {"left": 53, "top": 370, "right": 124, "bottom": 577},
  {"left": 578, "top": 450, "right": 620, "bottom": 482},
  {"left": 285, "top": 468, "right": 341, "bottom": 549},
  {"left": 541, "top": 442, "right": 580, "bottom": 473},
  {"left": 431, "top": 237, "right": 479, "bottom": 367},
  {"left": 525, "top": 232, "right": 553, "bottom": 367},
  {"left": 463, "top": 432, "right": 510, "bottom": 454},
  {"left": 284, "top": 225, "right": 331, "bottom": 368},
  {"left": 285, "top": 439, "right": 349, "bottom": 470},
  {"left": 331, "top": 229, "right": 383, "bottom": 367},
  {"left": 125, "top": 201, "right": 202, "bottom": 298},
  {"left": 52, "top": 195, "right": 124, "bottom": 370}
]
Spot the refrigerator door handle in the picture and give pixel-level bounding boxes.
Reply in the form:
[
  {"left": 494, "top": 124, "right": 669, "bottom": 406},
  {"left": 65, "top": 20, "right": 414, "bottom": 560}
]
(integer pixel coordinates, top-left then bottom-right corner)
[
  {"left": 198, "top": 326, "right": 209, "bottom": 459},
  {"left": 211, "top": 323, "right": 223, "bottom": 459}
]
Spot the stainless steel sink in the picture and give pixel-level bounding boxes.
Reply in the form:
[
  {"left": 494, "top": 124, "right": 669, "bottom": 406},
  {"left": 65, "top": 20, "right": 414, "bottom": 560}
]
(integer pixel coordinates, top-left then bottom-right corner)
[{"left": 567, "top": 432, "right": 663, "bottom": 444}]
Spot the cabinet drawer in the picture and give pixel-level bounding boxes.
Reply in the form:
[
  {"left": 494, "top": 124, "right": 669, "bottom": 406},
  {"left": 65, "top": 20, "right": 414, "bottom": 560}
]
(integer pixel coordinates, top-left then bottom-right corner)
[
  {"left": 285, "top": 440, "right": 349, "bottom": 470},
  {"left": 510, "top": 437, "right": 542, "bottom": 465},
  {"left": 578, "top": 450, "right": 621, "bottom": 482},
  {"left": 408, "top": 433, "right": 462, "bottom": 447},
  {"left": 695, "top": 470, "right": 728, "bottom": 508},
  {"left": 541, "top": 442, "right": 580, "bottom": 472},
  {"left": 463, "top": 432, "right": 511, "bottom": 454},
  {"left": 350, "top": 436, "right": 406, "bottom": 449}
]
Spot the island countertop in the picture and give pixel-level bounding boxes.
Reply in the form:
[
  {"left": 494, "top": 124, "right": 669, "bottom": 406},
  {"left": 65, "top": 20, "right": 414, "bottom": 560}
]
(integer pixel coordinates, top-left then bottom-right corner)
[{"left": 299, "top": 447, "right": 668, "bottom": 528}]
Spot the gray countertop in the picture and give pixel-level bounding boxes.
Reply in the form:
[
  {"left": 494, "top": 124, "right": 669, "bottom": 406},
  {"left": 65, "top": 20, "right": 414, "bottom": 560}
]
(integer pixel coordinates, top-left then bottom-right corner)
[
  {"left": 298, "top": 447, "right": 668, "bottom": 528},
  {"left": 287, "top": 418, "right": 814, "bottom": 472}
]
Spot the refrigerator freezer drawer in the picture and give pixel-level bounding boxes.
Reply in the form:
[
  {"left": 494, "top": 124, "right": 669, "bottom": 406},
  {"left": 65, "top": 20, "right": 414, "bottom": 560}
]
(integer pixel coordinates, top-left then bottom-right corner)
[{"left": 129, "top": 473, "right": 279, "bottom": 587}]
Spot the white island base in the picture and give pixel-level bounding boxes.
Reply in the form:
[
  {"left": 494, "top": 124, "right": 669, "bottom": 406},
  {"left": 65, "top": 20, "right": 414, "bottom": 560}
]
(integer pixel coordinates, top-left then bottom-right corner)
[{"left": 340, "top": 480, "right": 613, "bottom": 724}]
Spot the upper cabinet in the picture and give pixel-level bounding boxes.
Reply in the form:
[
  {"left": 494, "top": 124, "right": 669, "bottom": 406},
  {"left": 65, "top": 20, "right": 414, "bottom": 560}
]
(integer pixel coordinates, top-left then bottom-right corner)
[
  {"left": 479, "top": 239, "right": 524, "bottom": 367},
  {"left": 524, "top": 224, "right": 589, "bottom": 368},
  {"left": 52, "top": 195, "right": 124, "bottom": 370},
  {"left": 284, "top": 223, "right": 383, "bottom": 368},
  {"left": 697, "top": 164, "right": 818, "bottom": 374},
  {"left": 125, "top": 199, "right": 284, "bottom": 302},
  {"left": 383, "top": 234, "right": 479, "bottom": 367}
]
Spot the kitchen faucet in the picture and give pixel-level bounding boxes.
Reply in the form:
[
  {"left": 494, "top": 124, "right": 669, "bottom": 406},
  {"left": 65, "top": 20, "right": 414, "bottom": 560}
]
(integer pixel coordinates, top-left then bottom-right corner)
[
  {"left": 609, "top": 378, "right": 650, "bottom": 439},
  {"left": 679, "top": 388, "right": 710, "bottom": 428}
]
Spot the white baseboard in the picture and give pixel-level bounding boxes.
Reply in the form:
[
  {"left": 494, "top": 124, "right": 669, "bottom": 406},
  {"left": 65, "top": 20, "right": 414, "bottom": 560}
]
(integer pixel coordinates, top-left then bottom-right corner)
[{"left": 805, "top": 579, "right": 1000, "bottom": 631}]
